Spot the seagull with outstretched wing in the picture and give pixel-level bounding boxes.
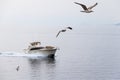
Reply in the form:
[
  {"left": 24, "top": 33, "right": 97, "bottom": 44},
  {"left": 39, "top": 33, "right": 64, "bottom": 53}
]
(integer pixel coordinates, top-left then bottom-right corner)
[
  {"left": 56, "top": 27, "right": 72, "bottom": 38},
  {"left": 74, "top": 2, "right": 98, "bottom": 13}
]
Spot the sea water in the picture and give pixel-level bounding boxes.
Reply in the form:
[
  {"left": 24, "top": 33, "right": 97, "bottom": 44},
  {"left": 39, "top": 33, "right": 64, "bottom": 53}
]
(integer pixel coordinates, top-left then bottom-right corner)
[{"left": 1, "top": 25, "right": 120, "bottom": 80}]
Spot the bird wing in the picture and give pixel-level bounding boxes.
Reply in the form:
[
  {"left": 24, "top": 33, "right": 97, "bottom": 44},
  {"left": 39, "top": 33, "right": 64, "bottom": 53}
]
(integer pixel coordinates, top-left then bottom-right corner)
[
  {"left": 74, "top": 2, "right": 88, "bottom": 10},
  {"left": 56, "top": 31, "right": 61, "bottom": 37},
  {"left": 88, "top": 3, "right": 98, "bottom": 9},
  {"left": 67, "top": 27, "right": 72, "bottom": 30}
]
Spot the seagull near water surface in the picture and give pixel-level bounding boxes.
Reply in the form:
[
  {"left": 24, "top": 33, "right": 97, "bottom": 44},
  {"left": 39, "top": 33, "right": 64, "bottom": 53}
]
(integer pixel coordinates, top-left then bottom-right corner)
[
  {"left": 74, "top": 2, "right": 98, "bottom": 13},
  {"left": 16, "top": 65, "right": 20, "bottom": 71},
  {"left": 56, "top": 27, "right": 72, "bottom": 38}
]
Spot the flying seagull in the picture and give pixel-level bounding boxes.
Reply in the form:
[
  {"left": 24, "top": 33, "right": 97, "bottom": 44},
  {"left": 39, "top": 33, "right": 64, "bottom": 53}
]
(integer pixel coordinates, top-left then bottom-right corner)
[
  {"left": 56, "top": 27, "right": 72, "bottom": 37},
  {"left": 74, "top": 2, "right": 98, "bottom": 13}
]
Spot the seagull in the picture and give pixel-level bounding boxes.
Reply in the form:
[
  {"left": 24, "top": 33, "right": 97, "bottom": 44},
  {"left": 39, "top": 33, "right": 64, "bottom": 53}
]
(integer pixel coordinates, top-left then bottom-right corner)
[
  {"left": 74, "top": 2, "right": 98, "bottom": 13},
  {"left": 56, "top": 27, "right": 72, "bottom": 37},
  {"left": 16, "top": 65, "right": 20, "bottom": 71}
]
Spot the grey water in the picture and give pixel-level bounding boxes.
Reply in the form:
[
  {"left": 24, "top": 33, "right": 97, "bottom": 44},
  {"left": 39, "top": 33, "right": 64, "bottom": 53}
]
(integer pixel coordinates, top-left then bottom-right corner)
[{"left": 1, "top": 25, "right": 120, "bottom": 80}]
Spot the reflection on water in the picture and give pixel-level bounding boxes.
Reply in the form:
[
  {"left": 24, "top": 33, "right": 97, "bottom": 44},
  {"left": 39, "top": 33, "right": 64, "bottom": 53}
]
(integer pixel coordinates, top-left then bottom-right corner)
[
  {"left": 27, "top": 57, "right": 56, "bottom": 80},
  {"left": 1, "top": 25, "right": 120, "bottom": 80},
  {"left": 28, "top": 57, "right": 56, "bottom": 66}
]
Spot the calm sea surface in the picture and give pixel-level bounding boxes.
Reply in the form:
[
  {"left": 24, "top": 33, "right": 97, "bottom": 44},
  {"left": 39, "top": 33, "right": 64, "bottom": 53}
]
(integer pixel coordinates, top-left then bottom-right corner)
[{"left": 1, "top": 25, "right": 120, "bottom": 80}]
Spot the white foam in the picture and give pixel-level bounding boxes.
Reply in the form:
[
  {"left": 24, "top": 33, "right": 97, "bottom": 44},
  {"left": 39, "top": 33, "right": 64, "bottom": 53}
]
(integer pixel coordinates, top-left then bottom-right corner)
[{"left": 0, "top": 52, "right": 47, "bottom": 58}]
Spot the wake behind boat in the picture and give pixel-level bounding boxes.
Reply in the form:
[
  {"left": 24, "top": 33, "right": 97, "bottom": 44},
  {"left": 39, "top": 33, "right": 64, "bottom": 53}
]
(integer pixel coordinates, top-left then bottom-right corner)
[{"left": 24, "top": 42, "right": 57, "bottom": 58}]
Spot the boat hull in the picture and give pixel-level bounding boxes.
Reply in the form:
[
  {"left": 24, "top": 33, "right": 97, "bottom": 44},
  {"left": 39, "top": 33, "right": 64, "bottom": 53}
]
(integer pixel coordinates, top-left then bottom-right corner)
[{"left": 26, "top": 48, "right": 57, "bottom": 58}]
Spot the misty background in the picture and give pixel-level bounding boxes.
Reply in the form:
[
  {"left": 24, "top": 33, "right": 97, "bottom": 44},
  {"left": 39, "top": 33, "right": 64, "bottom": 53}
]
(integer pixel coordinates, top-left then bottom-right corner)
[{"left": 0, "top": 0, "right": 120, "bottom": 52}]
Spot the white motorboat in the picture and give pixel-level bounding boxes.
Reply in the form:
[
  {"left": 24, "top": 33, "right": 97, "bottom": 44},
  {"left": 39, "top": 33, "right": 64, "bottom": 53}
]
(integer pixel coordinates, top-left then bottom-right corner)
[{"left": 24, "top": 42, "right": 57, "bottom": 58}]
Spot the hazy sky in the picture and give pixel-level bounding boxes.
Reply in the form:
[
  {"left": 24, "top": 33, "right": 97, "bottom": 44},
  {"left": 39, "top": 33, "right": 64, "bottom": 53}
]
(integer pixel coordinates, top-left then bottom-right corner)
[
  {"left": 0, "top": 0, "right": 120, "bottom": 51},
  {"left": 0, "top": 0, "right": 120, "bottom": 27}
]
